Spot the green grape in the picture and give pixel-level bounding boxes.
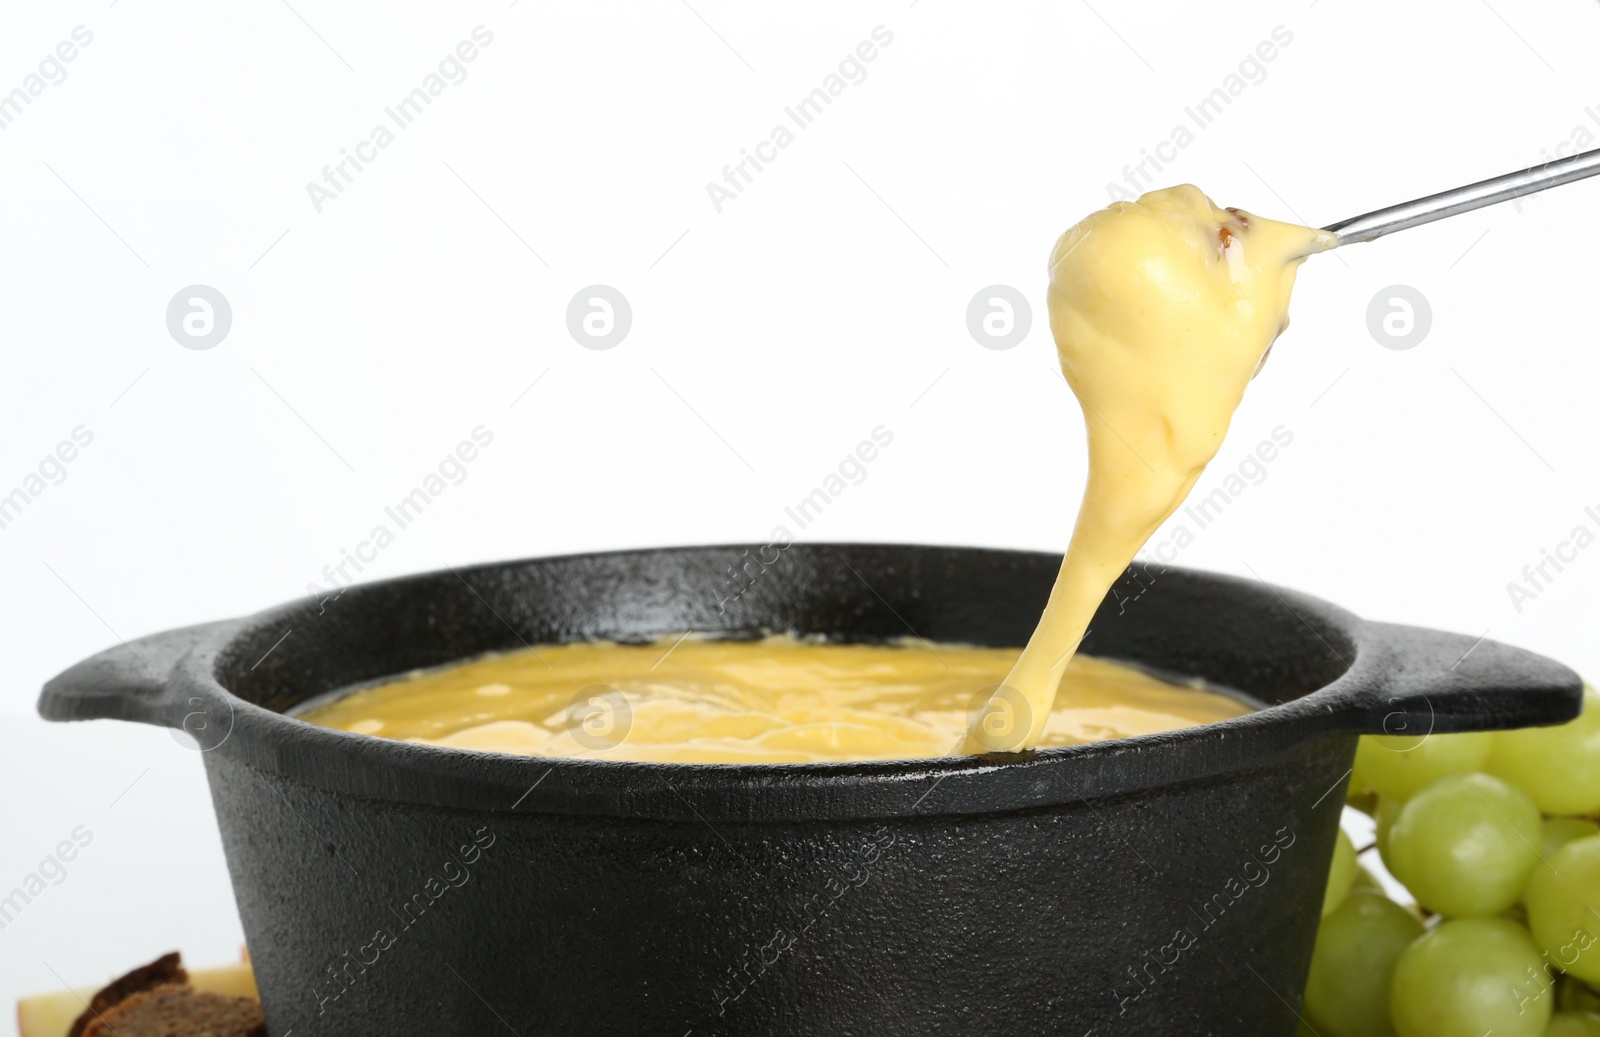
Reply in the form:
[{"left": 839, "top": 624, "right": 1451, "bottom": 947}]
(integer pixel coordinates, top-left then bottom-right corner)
[
  {"left": 1543, "top": 818, "right": 1600, "bottom": 861},
  {"left": 1356, "top": 730, "right": 1493, "bottom": 802},
  {"left": 1390, "top": 917, "right": 1552, "bottom": 1037},
  {"left": 1344, "top": 752, "right": 1382, "bottom": 809},
  {"left": 1304, "top": 889, "right": 1423, "bottom": 1037},
  {"left": 1487, "top": 687, "right": 1600, "bottom": 816},
  {"left": 1323, "top": 827, "right": 1357, "bottom": 917},
  {"left": 1349, "top": 754, "right": 1373, "bottom": 797},
  {"left": 1526, "top": 835, "right": 1600, "bottom": 986},
  {"left": 1520, "top": 821, "right": 1600, "bottom": 913},
  {"left": 1387, "top": 773, "right": 1542, "bottom": 917},
  {"left": 1376, "top": 795, "right": 1404, "bottom": 863},
  {"left": 1543, "top": 1013, "right": 1600, "bottom": 1037}
]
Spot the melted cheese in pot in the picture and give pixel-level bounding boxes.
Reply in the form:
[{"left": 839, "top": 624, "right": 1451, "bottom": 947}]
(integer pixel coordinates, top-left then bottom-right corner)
[
  {"left": 964, "top": 186, "right": 1333, "bottom": 752},
  {"left": 298, "top": 636, "right": 1249, "bottom": 763}
]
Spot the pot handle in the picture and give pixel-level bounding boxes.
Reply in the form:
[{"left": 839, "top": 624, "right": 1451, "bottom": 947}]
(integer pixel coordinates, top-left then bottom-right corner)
[
  {"left": 37, "top": 620, "right": 238, "bottom": 728},
  {"left": 1347, "top": 620, "right": 1584, "bottom": 736}
]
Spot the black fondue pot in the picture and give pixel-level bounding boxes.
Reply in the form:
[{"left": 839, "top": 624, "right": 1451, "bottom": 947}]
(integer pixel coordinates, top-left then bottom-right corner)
[{"left": 39, "top": 544, "right": 1582, "bottom": 1037}]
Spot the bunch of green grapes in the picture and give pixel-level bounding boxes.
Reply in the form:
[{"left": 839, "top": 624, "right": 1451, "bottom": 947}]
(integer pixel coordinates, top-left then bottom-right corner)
[{"left": 1301, "top": 685, "right": 1600, "bottom": 1037}]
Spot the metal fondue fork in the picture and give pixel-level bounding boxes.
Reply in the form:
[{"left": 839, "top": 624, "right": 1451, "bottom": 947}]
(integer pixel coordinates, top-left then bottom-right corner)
[{"left": 1322, "top": 146, "right": 1600, "bottom": 245}]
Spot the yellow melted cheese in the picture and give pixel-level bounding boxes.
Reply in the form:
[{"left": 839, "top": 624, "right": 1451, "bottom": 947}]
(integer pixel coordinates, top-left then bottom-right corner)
[
  {"left": 965, "top": 186, "right": 1333, "bottom": 751},
  {"left": 298, "top": 636, "right": 1249, "bottom": 763}
]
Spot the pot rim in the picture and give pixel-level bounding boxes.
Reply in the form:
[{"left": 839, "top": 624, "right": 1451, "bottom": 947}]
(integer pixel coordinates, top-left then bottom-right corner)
[{"left": 39, "top": 543, "right": 1583, "bottom": 822}]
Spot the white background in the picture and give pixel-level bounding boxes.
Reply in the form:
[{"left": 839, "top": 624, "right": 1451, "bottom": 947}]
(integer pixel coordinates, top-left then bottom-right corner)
[{"left": 3, "top": 0, "right": 1598, "bottom": 1027}]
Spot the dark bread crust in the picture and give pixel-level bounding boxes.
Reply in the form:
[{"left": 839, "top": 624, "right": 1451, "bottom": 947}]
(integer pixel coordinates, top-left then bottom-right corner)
[
  {"left": 67, "top": 953, "right": 187, "bottom": 1037},
  {"left": 77, "top": 986, "right": 266, "bottom": 1037}
]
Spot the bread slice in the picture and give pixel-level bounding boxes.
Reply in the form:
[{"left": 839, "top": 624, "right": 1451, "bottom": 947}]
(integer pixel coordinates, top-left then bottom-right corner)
[
  {"left": 18, "top": 956, "right": 257, "bottom": 1037},
  {"left": 48, "top": 953, "right": 264, "bottom": 1037},
  {"left": 78, "top": 984, "right": 265, "bottom": 1037},
  {"left": 66, "top": 953, "right": 186, "bottom": 1037}
]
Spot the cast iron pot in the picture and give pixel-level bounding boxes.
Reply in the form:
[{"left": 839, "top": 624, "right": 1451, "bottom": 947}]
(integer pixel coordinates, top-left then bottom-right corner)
[{"left": 40, "top": 544, "right": 1582, "bottom": 1037}]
